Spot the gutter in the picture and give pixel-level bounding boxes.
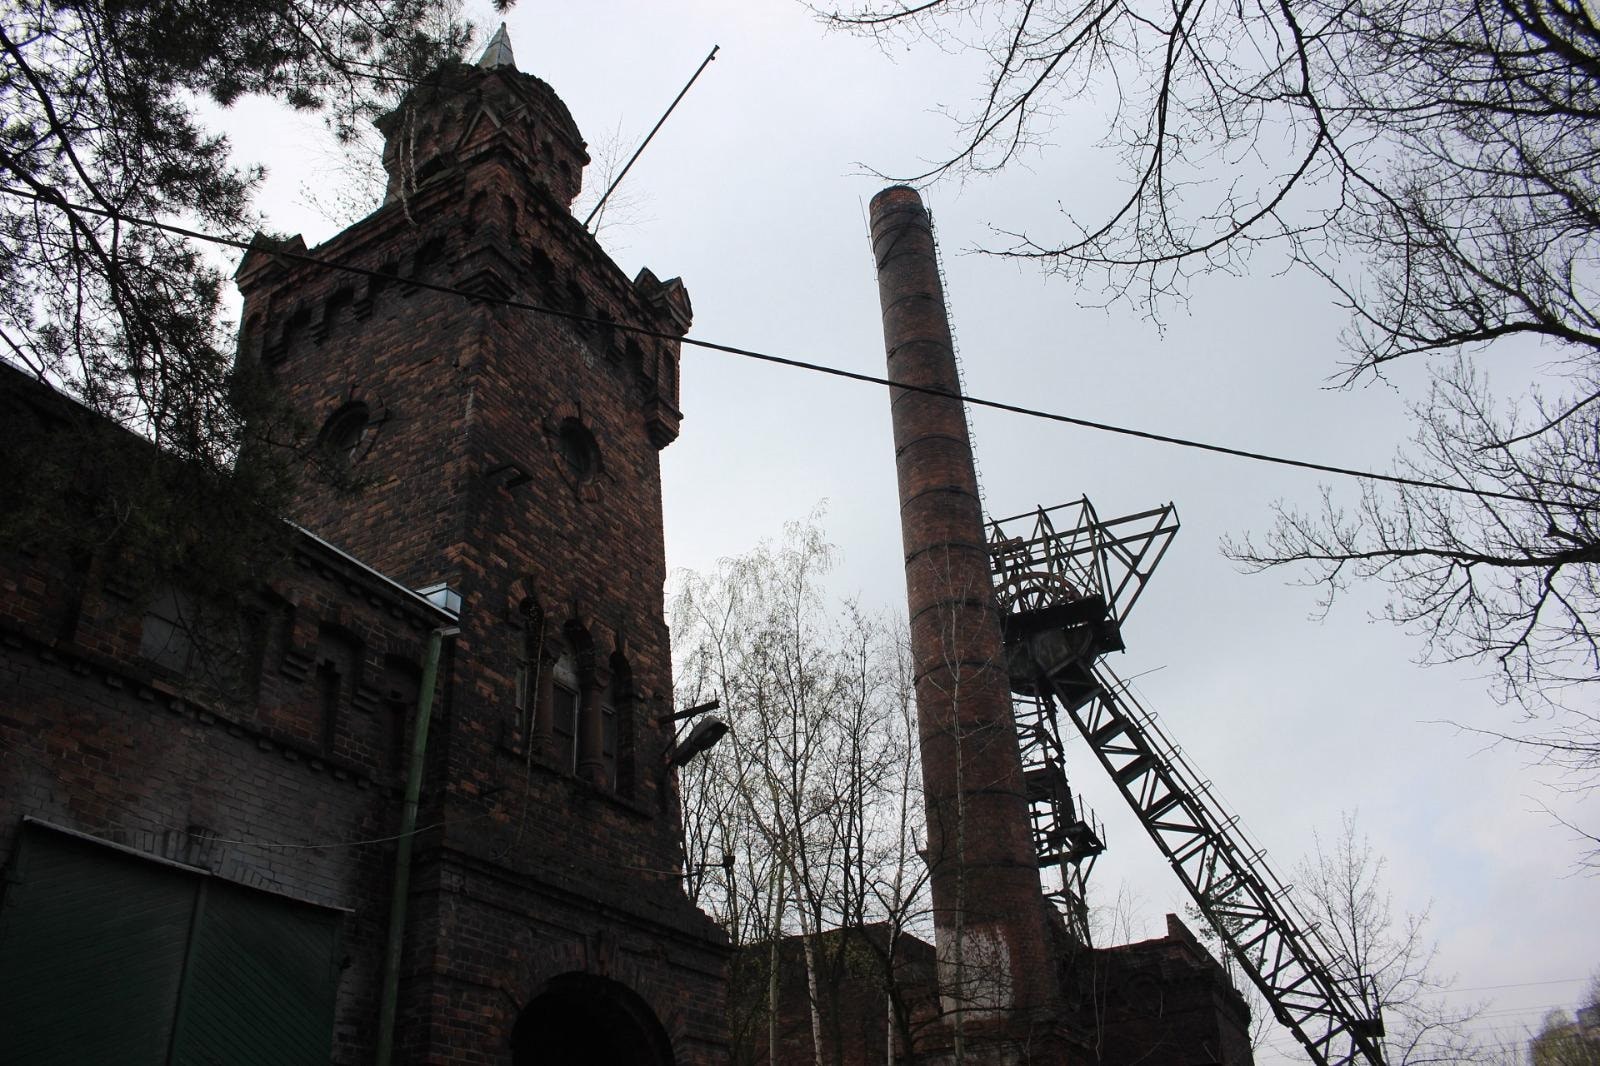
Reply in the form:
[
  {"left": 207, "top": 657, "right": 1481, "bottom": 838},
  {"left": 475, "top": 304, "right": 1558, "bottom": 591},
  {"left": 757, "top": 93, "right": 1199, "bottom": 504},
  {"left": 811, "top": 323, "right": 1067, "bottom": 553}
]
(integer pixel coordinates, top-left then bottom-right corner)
[{"left": 287, "top": 522, "right": 457, "bottom": 624}]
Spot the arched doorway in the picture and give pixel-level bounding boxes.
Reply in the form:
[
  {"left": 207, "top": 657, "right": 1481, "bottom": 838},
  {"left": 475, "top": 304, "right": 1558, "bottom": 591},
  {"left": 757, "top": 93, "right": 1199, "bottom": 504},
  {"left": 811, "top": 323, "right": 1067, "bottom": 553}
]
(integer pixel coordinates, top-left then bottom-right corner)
[{"left": 511, "top": 973, "right": 675, "bottom": 1066}]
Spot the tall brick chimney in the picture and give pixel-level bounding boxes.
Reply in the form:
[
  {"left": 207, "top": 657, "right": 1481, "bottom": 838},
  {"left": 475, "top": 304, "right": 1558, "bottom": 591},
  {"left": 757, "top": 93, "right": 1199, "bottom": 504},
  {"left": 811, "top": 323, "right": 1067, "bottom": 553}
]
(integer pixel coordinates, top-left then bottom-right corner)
[{"left": 869, "top": 186, "right": 1059, "bottom": 1020}]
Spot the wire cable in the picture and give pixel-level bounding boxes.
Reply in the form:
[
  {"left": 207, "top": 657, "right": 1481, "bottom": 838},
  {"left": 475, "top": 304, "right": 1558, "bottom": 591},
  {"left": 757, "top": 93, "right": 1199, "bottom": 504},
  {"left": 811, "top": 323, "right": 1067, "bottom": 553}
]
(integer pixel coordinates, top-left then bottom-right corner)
[
  {"left": 1425, "top": 977, "right": 1593, "bottom": 995},
  {"left": 0, "top": 183, "right": 1564, "bottom": 510},
  {"left": 582, "top": 44, "right": 719, "bottom": 230}
]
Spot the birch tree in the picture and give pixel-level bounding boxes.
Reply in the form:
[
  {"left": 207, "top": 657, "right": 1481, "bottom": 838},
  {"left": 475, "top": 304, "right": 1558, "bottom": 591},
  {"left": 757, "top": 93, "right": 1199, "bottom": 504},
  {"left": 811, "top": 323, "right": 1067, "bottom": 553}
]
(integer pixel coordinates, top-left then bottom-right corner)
[{"left": 672, "top": 516, "right": 931, "bottom": 1064}]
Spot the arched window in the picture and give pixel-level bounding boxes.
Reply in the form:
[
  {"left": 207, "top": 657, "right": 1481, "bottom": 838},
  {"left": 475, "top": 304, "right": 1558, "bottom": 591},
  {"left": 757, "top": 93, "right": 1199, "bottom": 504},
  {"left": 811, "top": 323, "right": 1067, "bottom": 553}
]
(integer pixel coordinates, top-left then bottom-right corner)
[
  {"left": 606, "top": 653, "right": 636, "bottom": 797},
  {"left": 549, "top": 646, "right": 580, "bottom": 774}
]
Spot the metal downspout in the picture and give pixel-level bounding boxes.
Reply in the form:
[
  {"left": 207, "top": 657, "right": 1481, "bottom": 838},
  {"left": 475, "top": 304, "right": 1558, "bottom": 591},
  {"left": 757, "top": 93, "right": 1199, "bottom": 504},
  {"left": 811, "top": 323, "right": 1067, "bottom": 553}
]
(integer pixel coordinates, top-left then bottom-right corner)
[{"left": 376, "top": 623, "right": 456, "bottom": 1066}]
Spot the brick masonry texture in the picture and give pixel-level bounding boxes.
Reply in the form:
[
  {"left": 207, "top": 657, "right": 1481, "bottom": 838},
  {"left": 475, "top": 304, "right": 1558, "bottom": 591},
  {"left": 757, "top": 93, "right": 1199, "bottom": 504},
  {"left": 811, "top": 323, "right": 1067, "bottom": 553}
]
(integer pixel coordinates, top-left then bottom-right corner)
[
  {"left": 752, "top": 917, "right": 1252, "bottom": 1066},
  {"left": 0, "top": 49, "right": 1249, "bottom": 1066},
  {"left": 871, "top": 184, "right": 1062, "bottom": 1022},
  {"left": 867, "top": 185, "right": 1254, "bottom": 1065},
  {"left": 1, "top": 49, "right": 725, "bottom": 1066}
]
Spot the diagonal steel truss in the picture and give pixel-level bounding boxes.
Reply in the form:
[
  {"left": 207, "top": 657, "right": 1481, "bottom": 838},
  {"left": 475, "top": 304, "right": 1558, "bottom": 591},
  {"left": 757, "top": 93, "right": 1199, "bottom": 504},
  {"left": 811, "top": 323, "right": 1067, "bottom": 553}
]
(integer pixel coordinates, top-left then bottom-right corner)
[{"left": 988, "top": 501, "right": 1387, "bottom": 1066}]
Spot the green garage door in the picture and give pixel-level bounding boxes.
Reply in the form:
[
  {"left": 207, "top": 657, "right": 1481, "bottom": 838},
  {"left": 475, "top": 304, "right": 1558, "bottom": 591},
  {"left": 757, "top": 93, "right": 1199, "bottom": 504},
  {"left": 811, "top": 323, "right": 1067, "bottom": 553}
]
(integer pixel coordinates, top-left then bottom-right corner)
[{"left": 0, "top": 822, "right": 342, "bottom": 1066}]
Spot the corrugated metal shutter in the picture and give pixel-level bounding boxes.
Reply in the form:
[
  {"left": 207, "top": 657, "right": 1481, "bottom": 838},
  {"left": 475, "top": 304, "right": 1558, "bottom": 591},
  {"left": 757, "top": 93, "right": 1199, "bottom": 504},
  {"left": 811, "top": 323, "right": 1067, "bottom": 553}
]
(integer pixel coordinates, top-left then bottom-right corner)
[
  {"left": 0, "top": 824, "right": 341, "bottom": 1066},
  {"left": 172, "top": 879, "right": 341, "bottom": 1066},
  {"left": 0, "top": 827, "right": 195, "bottom": 1064}
]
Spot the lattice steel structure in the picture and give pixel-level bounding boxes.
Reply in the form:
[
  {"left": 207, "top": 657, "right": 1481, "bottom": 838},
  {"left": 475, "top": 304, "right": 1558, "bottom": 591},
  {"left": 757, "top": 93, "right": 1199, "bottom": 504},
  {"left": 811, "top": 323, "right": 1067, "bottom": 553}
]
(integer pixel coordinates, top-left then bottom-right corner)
[
  {"left": 1014, "top": 687, "right": 1104, "bottom": 945},
  {"left": 987, "top": 500, "right": 1387, "bottom": 1066}
]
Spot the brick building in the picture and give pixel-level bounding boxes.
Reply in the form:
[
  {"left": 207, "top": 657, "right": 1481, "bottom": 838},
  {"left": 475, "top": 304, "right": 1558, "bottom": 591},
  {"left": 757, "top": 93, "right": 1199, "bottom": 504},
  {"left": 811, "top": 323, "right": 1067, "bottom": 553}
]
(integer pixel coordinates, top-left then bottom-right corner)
[
  {"left": 0, "top": 26, "right": 1251, "bottom": 1066},
  {"left": 1, "top": 28, "right": 727, "bottom": 1065},
  {"left": 749, "top": 916, "right": 1250, "bottom": 1066}
]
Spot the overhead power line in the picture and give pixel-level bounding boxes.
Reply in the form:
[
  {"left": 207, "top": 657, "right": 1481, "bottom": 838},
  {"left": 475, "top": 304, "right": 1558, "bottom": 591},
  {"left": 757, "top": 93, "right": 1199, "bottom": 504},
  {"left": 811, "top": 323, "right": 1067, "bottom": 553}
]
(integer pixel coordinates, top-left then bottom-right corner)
[
  {"left": 0, "top": 184, "right": 1561, "bottom": 510},
  {"left": 1425, "top": 976, "right": 1593, "bottom": 995}
]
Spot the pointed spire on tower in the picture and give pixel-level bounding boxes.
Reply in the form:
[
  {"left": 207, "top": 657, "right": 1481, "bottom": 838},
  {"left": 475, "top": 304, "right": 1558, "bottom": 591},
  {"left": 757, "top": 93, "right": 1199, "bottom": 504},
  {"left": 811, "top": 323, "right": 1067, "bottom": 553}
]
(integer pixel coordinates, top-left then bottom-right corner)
[{"left": 475, "top": 23, "right": 516, "bottom": 70}]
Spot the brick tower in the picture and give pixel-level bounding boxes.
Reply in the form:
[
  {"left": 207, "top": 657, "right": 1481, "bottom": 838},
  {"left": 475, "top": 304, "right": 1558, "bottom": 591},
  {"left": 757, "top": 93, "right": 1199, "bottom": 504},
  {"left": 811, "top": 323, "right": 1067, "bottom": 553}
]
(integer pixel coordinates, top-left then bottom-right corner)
[
  {"left": 869, "top": 186, "right": 1076, "bottom": 1059},
  {"left": 864, "top": 185, "right": 1257, "bottom": 1066},
  {"left": 234, "top": 27, "right": 728, "bottom": 1064}
]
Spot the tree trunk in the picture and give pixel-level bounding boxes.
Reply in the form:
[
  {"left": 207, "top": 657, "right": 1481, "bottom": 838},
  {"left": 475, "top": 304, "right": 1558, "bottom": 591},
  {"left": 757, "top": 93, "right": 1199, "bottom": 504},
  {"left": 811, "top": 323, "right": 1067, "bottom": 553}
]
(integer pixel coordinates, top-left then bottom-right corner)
[{"left": 770, "top": 862, "right": 784, "bottom": 1066}]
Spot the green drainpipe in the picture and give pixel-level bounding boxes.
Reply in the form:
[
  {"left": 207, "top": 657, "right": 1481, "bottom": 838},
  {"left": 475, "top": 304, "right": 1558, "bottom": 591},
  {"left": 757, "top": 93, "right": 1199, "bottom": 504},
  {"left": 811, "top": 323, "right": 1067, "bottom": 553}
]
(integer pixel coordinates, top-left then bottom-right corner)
[{"left": 376, "top": 623, "right": 456, "bottom": 1066}]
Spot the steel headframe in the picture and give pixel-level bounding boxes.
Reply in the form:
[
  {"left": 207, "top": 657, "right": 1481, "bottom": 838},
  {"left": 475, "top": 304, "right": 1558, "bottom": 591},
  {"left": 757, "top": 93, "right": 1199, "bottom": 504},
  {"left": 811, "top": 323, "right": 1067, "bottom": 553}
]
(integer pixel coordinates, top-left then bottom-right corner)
[
  {"left": 987, "top": 496, "right": 1387, "bottom": 1066},
  {"left": 987, "top": 498, "right": 1179, "bottom": 628}
]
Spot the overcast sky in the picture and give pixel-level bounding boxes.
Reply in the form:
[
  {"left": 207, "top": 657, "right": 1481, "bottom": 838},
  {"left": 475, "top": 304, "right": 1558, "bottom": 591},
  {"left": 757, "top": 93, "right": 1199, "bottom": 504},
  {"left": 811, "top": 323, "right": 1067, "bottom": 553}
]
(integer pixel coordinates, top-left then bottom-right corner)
[{"left": 216, "top": 2, "right": 1598, "bottom": 1060}]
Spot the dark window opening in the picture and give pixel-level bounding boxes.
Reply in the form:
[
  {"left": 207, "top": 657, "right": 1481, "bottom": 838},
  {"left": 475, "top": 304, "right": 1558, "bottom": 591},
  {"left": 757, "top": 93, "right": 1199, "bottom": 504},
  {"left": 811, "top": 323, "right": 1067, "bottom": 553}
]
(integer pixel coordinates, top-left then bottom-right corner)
[
  {"left": 382, "top": 654, "right": 421, "bottom": 773},
  {"left": 237, "top": 609, "right": 267, "bottom": 697},
  {"left": 529, "top": 248, "right": 555, "bottom": 287},
  {"left": 512, "top": 972, "right": 676, "bottom": 1066},
  {"left": 411, "top": 235, "right": 445, "bottom": 278},
  {"left": 139, "top": 590, "right": 266, "bottom": 699},
  {"left": 140, "top": 587, "right": 197, "bottom": 674},
  {"left": 370, "top": 261, "right": 399, "bottom": 299},
  {"left": 268, "top": 305, "right": 313, "bottom": 366},
  {"left": 565, "top": 279, "right": 587, "bottom": 318},
  {"left": 601, "top": 701, "right": 618, "bottom": 791},
  {"left": 315, "top": 626, "right": 360, "bottom": 758},
  {"left": 323, "top": 287, "right": 354, "bottom": 321},
  {"left": 552, "top": 684, "right": 578, "bottom": 773},
  {"left": 414, "top": 157, "right": 446, "bottom": 185},
  {"left": 316, "top": 661, "right": 342, "bottom": 755},
  {"left": 556, "top": 419, "right": 599, "bottom": 482},
  {"left": 514, "top": 603, "right": 545, "bottom": 735},
  {"left": 514, "top": 663, "right": 531, "bottom": 732},
  {"left": 383, "top": 693, "right": 409, "bottom": 771},
  {"left": 318, "top": 402, "right": 371, "bottom": 463}
]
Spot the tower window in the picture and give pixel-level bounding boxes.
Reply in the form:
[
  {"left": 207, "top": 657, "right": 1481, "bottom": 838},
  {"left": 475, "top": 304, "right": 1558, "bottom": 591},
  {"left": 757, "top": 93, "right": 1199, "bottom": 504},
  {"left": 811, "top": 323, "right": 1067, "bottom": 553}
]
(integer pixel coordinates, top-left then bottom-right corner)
[
  {"left": 551, "top": 685, "right": 579, "bottom": 773},
  {"left": 556, "top": 418, "right": 599, "bottom": 482},
  {"left": 550, "top": 647, "right": 581, "bottom": 773},
  {"left": 601, "top": 696, "right": 617, "bottom": 790},
  {"left": 319, "top": 401, "right": 371, "bottom": 462}
]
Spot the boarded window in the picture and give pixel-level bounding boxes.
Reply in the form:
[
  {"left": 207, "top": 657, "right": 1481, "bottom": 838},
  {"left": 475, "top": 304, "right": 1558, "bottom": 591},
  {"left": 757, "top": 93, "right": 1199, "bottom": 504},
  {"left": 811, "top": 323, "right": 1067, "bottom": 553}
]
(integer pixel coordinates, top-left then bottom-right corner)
[
  {"left": 552, "top": 684, "right": 578, "bottom": 773},
  {"left": 0, "top": 822, "right": 341, "bottom": 1066},
  {"left": 550, "top": 648, "right": 580, "bottom": 773},
  {"left": 140, "top": 586, "right": 197, "bottom": 674},
  {"left": 139, "top": 590, "right": 265, "bottom": 698}
]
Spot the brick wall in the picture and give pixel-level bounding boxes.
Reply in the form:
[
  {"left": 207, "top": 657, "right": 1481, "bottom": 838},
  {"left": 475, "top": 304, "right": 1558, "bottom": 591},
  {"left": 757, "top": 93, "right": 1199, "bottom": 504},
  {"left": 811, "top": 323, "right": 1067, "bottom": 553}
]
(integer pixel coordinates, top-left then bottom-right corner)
[
  {"left": 1075, "top": 915, "right": 1255, "bottom": 1065},
  {"left": 2, "top": 45, "right": 728, "bottom": 1066},
  {"left": 0, "top": 456, "right": 448, "bottom": 1060},
  {"left": 228, "top": 49, "right": 727, "bottom": 1065}
]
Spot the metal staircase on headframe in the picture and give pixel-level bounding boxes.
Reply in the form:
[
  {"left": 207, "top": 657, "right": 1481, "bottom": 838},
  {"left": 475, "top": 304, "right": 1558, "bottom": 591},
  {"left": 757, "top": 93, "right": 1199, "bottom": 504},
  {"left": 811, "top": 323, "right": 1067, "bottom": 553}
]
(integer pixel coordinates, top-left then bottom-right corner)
[{"left": 987, "top": 499, "right": 1387, "bottom": 1066}]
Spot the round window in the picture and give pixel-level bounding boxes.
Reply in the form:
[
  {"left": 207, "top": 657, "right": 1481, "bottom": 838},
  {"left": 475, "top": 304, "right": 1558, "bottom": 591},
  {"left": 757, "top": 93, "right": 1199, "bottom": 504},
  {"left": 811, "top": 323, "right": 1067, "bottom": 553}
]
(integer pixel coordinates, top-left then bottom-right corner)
[
  {"left": 319, "top": 401, "right": 371, "bottom": 461},
  {"left": 557, "top": 418, "right": 599, "bottom": 481}
]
